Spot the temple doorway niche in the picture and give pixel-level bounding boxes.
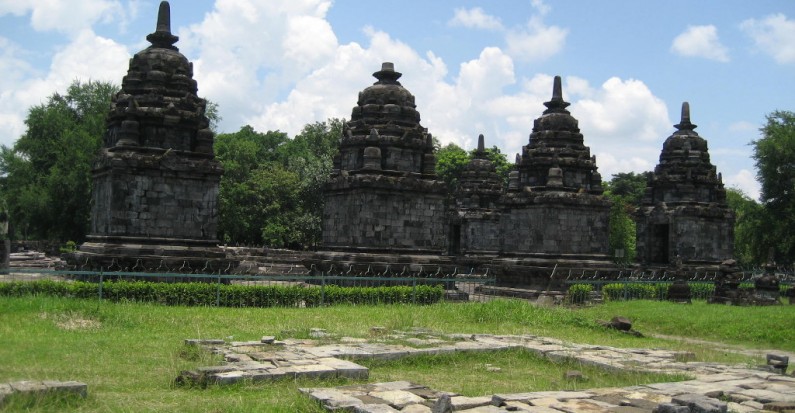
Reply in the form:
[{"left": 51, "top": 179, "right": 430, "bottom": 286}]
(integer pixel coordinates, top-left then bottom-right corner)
[
  {"left": 448, "top": 224, "right": 461, "bottom": 255},
  {"left": 651, "top": 224, "right": 670, "bottom": 264}
]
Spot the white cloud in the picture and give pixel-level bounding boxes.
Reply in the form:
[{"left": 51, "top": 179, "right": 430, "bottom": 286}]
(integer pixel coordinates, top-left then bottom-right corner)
[
  {"left": 505, "top": 17, "right": 567, "bottom": 62},
  {"left": 176, "top": 0, "right": 336, "bottom": 133},
  {"left": 0, "top": 30, "right": 128, "bottom": 147},
  {"left": 448, "top": 7, "right": 503, "bottom": 31},
  {"left": 572, "top": 77, "right": 671, "bottom": 143},
  {"left": 741, "top": 13, "right": 795, "bottom": 64},
  {"left": 670, "top": 25, "right": 730, "bottom": 62},
  {"left": 725, "top": 169, "right": 761, "bottom": 201},
  {"left": 728, "top": 120, "right": 756, "bottom": 133},
  {"left": 0, "top": 0, "right": 124, "bottom": 35},
  {"left": 596, "top": 152, "right": 657, "bottom": 179}
]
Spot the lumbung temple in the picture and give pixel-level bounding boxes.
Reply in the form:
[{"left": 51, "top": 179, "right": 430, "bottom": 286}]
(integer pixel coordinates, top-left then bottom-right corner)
[{"left": 71, "top": 2, "right": 735, "bottom": 287}]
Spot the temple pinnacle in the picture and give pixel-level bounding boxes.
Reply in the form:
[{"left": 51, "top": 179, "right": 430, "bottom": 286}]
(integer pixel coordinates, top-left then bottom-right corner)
[
  {"left": 477, "top": 134, "right": 485, "bottom": 153},
  {"left": 543, "top": 75, "right": 570, "bottom": 114},
  {"left": 552, "top": 76, "right": 563, "bottom": 101},
  {"left": 373, "top": 62, "right": 402, "bottom": 85},
  {"left": 156, "top": 1, "right": 171, "bottom": 33},
  {"left": 146, "top": 1, "right": 179, "bottom": 49},
  {"left": 674, "top": 101, "right": 698, "bottom": 134}
]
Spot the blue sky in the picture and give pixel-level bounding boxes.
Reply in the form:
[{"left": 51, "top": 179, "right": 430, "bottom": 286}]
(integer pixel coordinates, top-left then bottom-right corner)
[{"left": 1, "top": 0, "right": 794, "bottom": 200}]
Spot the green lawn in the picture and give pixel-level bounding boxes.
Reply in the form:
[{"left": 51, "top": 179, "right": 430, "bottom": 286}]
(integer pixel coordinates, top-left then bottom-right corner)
[{"left": 1, "top": 296, "right": 792, "bottom": 412}]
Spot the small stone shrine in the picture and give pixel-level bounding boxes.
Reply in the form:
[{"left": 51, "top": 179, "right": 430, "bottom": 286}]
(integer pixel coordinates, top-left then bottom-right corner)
[
  {"left": 313, "top": 63, "right": 449, "bottom": 272},
  {"left": 636, "top": 102, "right": 734, "bottom": 267},
  {"left": 449, "top": 134, "right": 503, "bottom": 256},
  {"left": 72, "top": 2, "right": 231, "bottom": 271},
  {"left": 498, "top": 76, "right": 612, "bottom": 268}
]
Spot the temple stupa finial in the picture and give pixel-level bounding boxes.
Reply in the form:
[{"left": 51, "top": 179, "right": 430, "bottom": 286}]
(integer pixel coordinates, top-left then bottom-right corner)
[
  {"left": 543, "top": 75, "right": 570, "bottom": 114},
  {"left": 373, "top": 62, "right": 402, "bottom": 85},
  {"left": 674, "top": 101, "right": 698, "bottom": 135},
  {"left": 146, "top": 1, "right": 179, "bottom": 49}
]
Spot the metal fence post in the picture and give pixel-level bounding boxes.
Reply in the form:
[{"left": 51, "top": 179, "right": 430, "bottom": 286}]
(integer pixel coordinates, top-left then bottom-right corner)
[
  {"left": 216, "top": 275, "right": 221, "bottom": 307},
  {"left": 320, "top": 273, "right": 326, "bottom": 306},
  {"left": 98, "top": 270, "right": 104, "bottom": 302}
]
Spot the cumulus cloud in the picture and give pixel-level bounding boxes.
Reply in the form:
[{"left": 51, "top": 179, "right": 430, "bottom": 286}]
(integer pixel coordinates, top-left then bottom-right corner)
[
  {"left": 725, "top": 169, "right": 761, "bottom": 201},
  {"left": 572, "top": 77, "right": 671, "bottom": 143},
  {"left": 448, "top": 7, "right": 503, "bottom": 30},
  {"left": 0, "top": 0, "right": 125, "bottom": 35},
  {"left": 741, "top": 13, "right": 795, "bottom": 64},
  {"left": 447, "top": 0, "right": 565, "bottom": 63},
  {"left": 728, "top": 120, "right": 757, "bottom": 133},
  {"left": 505, "top": 17, "right": 567, "bottom": 62},
  {"left": 0, "top": 30, "right": 129, "bottom": 147},
  {"left": 176, "top": 0, "right": 337, "bottom": 133},
  {"left": 670, "top": 25, "right": 730, "bottom": 62}
]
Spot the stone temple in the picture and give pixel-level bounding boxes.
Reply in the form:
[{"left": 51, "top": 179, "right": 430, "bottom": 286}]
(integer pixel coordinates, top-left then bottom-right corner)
[
  {"left": 312, "top": 70, "right": 617, "bottom": 284},
  {"left": 73, "top": 2, "right": 231, "bottom": 271},
  {"left": 635, "top": 102, "right": 734, "bottom": 266},
  {"left": 499, "top": 76, "right": 610, "bottom": 264},
  {"left": 449, "top": 134, "right": 504, "bottom": 256}
]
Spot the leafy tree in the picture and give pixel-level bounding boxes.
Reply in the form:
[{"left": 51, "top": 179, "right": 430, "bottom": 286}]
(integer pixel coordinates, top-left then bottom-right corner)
[
  {"left": 725, "top": 188, "right": 766, "bottom": 266},
  {"left": 214, "top": 119, "right": 341, "bottom": 248},
  {"left": 479, "top": 146, "right": 511, "bottom": 186},
  {"left": 751, "top": 110, "right": 795, "bottom": 263},
  {"left": 0, "top": 80, "right": 118, "bottom": 241},
  {"left": 435, "top": 143, "right": 511, "bottom": 192},
  {"left": 435, "top": 143, "right": 469, "bottom": 191},
  {"left": 215, "top": 127, "right": 289, "bottom": 245},
  {"left": 605, "top": 172, "right": 650, "bottom": 205},
  {"left": 603, "top": 172, "right": 651, "bottom": 264}
]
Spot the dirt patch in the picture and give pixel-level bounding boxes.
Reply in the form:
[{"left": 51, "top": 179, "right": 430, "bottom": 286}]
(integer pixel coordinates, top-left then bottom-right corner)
[{"left": 39, "top": 312, "right": 102, "bottom": 331}]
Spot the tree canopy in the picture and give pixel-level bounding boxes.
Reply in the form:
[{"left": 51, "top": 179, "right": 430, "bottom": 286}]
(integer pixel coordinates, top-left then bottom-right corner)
[
  {"left": 0, "top": 80, "right": 118, "bottom": 241},
  {"left": 435, "top": 142, "right": 511, "bottom": 192},
  {"left": 751, "top": 110, "right": 795, "bottom": 264},
  {"left": 603, "top": 172, "right": 651, "bottom": 264},
  {"left": 214, "top": 119, "right": 342, "bottom": 248}
]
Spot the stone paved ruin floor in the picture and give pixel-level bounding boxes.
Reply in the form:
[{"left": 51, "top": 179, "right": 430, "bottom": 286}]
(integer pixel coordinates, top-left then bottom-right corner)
[{"left": 179, "top": 330, "right": 795, "bottom": 413}]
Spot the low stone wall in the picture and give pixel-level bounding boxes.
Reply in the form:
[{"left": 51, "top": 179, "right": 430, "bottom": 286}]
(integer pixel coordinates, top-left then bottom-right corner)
[{"left": 0, "top": 380, "right": 87, "bottom": 406}]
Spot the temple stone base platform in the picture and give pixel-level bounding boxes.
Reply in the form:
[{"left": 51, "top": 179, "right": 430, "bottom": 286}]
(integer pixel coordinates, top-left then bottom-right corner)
[
  {"left": 69, "top": 236, "right": 235, "bottom": 273},
  {"left": 307, "top": 250, "right": 458, "bottom": 275}
]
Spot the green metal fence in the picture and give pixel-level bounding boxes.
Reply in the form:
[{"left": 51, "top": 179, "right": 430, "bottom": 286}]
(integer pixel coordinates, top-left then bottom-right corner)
[{"left": 0, "top": 267, "right": 496, "bottom": 306}]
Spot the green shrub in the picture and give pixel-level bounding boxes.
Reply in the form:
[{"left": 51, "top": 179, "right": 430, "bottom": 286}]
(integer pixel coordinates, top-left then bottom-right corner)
[
  {"left": 566, "top": 284, "right": 593, "bottom": 304},
  {"left": 689, "top": 282, "right": 715, "bottom": 300},
  {"left": 0, "top": 280, "right": 444, "bottom": 307},
  {"left": 602, "top": 283, "right": 664, "bottom": 301}
]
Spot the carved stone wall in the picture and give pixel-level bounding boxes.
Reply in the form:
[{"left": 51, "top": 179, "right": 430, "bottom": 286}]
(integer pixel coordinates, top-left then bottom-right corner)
[
  {"left": 321, "top": 63, "right": 447, "bottom": 254},
  {"left": 90, "top": 154, "right": 220, "bottom": 240},
  {"left": 636, "top": 103, "right": 734, "bottom": 266},
  {"left": 501, "top": 195, "right": 610, "bottom": 257},
  {"left": 498, "top": 76, "right": 611, "bottom": 260},
  {"left": 72, "top": 1, "right": 231, "bottom": 271}
]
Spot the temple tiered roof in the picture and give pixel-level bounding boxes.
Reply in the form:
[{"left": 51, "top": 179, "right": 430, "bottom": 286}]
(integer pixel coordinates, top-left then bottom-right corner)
[
  {"left": 104, "top": 1, "right": 213, "bottom": 154},
  {"left": 513, "top": 76, "right": 603, "bottom": 194},
  {"left": 642, "top": 102, "right": 727, "bottom": 205}
]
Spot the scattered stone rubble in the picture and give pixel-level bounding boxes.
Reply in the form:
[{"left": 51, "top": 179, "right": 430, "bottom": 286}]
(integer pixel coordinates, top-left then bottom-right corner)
[
  {"left": 178, "top": 329, "right": 795, "bottom": 412},
  {"left": 0, "top": 380, "right": 87, "bottom": 406}
]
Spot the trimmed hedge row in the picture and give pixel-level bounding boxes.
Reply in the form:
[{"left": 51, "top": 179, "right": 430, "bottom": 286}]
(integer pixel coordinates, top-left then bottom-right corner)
[
  {"left": 0, "top": 280, "right": 445, "bottom": 307},
  {"left": 597, "top": 282, "right": 776, "bottom": 301}
]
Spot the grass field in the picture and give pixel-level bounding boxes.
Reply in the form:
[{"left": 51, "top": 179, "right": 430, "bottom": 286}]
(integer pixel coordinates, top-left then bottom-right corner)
[{"left": 1, "top": 296, "right": 792, "bottom": 412}]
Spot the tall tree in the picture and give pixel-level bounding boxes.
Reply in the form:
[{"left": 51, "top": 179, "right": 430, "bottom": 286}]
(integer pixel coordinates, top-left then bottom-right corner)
[
  {"left": 725, "top": 188, "right": 766, "bottom": 266},
  {"left": 603, "top": 172, "right": 651, "bottom": 263},
  {"left": 214, "top": 119, "right": 341, "bottom": 248},
  {"left": 751, "top": 110, "right": 795, "bottom": 263},
  {"left": 0, "top": 80, "right": 118, "bottom": 241},
  {"left": 435, "top": 143, "right": 469, "bottom": 191}
]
